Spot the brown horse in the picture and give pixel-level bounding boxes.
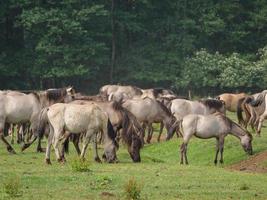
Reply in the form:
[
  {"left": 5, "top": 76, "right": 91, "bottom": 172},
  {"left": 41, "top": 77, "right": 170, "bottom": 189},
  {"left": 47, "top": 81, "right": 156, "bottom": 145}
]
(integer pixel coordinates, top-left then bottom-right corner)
[{"left": 216, "top": 93, "right": 246, "bottom": 112}]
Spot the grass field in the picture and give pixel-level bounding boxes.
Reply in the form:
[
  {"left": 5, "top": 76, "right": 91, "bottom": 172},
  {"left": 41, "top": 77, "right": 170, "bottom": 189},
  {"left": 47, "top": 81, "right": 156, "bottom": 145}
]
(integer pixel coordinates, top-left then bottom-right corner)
[{"left": 1, "top": 112, "right": 267, "bottom": 199}]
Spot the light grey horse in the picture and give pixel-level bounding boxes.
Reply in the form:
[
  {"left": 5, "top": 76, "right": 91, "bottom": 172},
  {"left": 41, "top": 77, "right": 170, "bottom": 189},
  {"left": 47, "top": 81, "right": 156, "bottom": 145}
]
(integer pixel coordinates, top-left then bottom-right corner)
[
  {"left": 41, "top": 103, "right": 118, "bottom": 164},
  {"left": 170, "top": 99, "right": 226, "bottom": 121},
  {"left": 122, "top": 97, "right": 177, "bottom": 143},
  {"left": 247, "top": 90, "right": 267, "bottom": 135},
  {"left": 167, "top": 113, "right": 253, "bottom": 165},
  {"left": 0, "top": 87, "right": 75, "bottom": 153},
  {"left": 99, "top": 84, "right": 143, "bottom": 101}
]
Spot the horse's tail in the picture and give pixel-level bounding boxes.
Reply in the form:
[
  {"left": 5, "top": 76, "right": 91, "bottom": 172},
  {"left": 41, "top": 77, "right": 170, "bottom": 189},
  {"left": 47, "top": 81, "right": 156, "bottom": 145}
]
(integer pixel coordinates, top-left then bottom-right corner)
[
  {"left": 237, "top": 97, "right": 245, "bottom": 125},
  {"left": 250, "top": 92, "right": 267, "bottom": 107},
  {"left": 37, "top": 107, "right": 49, "bottom": 139},
  {"left": 63, "top": 137, "right": 69, "bottom": 154},
  {"left": 107, "top": 118, "right": 119, "bottom": 149}
]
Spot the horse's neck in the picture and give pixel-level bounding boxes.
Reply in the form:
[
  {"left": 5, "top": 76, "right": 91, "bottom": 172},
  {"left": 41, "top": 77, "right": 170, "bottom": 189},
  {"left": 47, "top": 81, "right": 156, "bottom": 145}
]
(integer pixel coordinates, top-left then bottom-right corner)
[{"left": 229, "top": 123, "right": 247, "bottom": 140}]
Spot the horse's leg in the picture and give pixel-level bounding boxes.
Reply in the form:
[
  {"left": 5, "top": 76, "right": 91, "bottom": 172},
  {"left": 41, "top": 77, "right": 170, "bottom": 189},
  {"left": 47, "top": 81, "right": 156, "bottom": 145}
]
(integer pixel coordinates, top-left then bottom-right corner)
[
  {"left": 184, "top": 143, "right": 189, "bottom": 165},
  {"left": 91, "top": 133, "right": 101, "bottom": 162},
  {"left": 52, "top": 130, "right": 64, "bottom": 163},
  {"left": 180, "top": 143, "right": 185, "bottom": 164},
  {"left": 0, "top": 130, "right": 16, "bottom": 154},
  {"left": 10, "top": 124, "right": 15, "bottom": 145},
  {"left": 214, "top": 138, "right": 219, "bottom": 165},
  {"left": 219, "top": 138, "right": 225, "bottom": 164},
  {"left": 45, "top": 128, "right": 53, "bottom": 165},
  {"left": 256, "top": 113, "right": 266, "bottom": 136},
  {"left": 157, "top": 122, "right": 164, "bottom": 142},
  {"left": 72, "top": 134, "right": 81, "bottom": 155},
  {"left": 146, "top": 124, "right": 153, "bottom": 143}
]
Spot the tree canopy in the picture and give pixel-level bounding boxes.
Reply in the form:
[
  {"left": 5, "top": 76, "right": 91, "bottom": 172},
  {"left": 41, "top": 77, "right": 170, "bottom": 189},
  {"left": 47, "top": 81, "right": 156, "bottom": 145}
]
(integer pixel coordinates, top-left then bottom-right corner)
[{"left": 1, "top": 0, "right": 267, "bottom": 95}]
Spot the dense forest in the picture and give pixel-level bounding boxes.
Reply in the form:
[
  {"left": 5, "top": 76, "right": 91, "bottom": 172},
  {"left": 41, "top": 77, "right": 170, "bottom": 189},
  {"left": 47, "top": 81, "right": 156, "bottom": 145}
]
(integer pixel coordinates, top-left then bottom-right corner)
[{"left": 1, "top": 0, "right": 267, "bottom": 96}]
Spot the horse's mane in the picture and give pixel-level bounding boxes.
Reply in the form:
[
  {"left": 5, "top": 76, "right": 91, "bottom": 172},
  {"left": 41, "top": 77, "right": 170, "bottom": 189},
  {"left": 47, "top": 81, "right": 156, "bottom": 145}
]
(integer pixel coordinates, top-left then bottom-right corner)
[
  {"left": 156, "top": 100, "right": 173, "bottom": 116},
  {"left": 215, "top": 113, "right": 253, "bottom": 139},
  {"left": 152, "top": 88, "right": 174, "bottom": 97},
  {"left": 199, "top": 99, "right": 224, "bottom": 109},
  {"left": 111, "top": 101, "right": 143, "bottom": 147}
]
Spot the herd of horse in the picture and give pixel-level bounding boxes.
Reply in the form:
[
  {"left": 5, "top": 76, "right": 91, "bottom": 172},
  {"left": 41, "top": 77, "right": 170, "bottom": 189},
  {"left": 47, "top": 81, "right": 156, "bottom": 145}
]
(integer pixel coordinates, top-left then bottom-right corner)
[{"left": 1, "top": 85, "right": 265, "bottom": 165}]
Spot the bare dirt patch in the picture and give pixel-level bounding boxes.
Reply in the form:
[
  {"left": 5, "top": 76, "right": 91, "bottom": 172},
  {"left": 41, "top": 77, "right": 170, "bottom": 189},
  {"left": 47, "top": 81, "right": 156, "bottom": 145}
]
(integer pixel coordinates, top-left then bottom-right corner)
[{"left": 228, "top": 151, "right": 267, "bottom": 173}]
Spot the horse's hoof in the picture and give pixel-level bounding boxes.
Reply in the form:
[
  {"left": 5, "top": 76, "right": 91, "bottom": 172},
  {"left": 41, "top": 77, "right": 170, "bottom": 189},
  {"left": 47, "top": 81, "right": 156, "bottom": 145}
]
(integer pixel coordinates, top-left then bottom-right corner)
[
  {"left": 45, "top": 159, "right": 52, "bottom": 165},
  {"left": 7, "top": 146, "right": 16, "bottom": 154},
  {"left": 21, "top": 143, "right": 30, "bottom": 152},
  {"left": 94, "top": 157, "right": 102, "bottom": 163},
  {"left": 37, "top": 148, "right": 46, "bottom": 153}
]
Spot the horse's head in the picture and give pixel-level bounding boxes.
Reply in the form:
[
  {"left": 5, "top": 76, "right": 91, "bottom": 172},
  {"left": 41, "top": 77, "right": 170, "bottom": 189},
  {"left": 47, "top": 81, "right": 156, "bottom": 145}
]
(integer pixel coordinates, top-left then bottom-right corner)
[
  {"left": 128, "top": 134, "right": 142, "bottom": 162},
  {"left": 241, "top": 133, "right": 253, "bottom": 155},
  {"left": 65, "top": 86, "right": 75, "bottom": 102},
  {"left": 103, "top": 140, "right": 119, "bottom": 163}
]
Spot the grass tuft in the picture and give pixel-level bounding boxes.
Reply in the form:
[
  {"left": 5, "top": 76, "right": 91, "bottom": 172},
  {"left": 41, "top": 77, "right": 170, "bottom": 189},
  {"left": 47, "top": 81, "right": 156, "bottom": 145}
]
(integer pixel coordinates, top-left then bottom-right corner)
[
  {"left": 124, "top": 177, "right": 142, "bottom": 200},
  {"left": 70, "top": 159, "right": 91, "bottom": 172}
]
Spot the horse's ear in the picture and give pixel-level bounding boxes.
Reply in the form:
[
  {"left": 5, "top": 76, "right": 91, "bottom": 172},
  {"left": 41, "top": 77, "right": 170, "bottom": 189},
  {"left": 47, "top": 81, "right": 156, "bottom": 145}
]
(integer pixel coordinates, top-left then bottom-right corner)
[{"left": 66, "top": 86, "right": 74, "bottom": 93}]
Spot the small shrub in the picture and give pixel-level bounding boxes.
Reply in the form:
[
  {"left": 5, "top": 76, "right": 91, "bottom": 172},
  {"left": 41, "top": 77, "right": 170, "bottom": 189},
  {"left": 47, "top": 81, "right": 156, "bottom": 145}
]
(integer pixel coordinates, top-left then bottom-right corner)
[
  {"left": 124, "top": 177, "right": 142, "bottom": 200},
  {"left": 240, "top": 183, "right": 249, "bottom": 190},
  {"left": 2, "top": 175, "right": 22, "bottom": 197},
  {"left": 70, "top": 159, "right": 91, "bottom": 172}
]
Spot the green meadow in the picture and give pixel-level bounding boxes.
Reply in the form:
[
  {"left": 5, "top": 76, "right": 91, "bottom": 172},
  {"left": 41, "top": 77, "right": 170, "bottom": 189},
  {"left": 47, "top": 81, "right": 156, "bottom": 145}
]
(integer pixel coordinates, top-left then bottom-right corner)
[{"left": 0, "top": 112, "right": 267, "bottom": 200}]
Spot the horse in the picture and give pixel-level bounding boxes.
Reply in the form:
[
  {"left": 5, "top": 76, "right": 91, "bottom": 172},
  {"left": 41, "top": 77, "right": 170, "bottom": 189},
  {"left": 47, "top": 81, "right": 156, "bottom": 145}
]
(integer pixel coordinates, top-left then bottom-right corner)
[
  {"left": 236, "top": 93, "right": 262, "bottom": 132},
  {"left": 122, "top": 97, "right": 177, "bottom": 143},
  {"left": 166, "top": 113, "right": 253, "bottom": 165},
  {"left": 140, "top": 88, "right": 176, "bottom": 99},
  {"left": 41, "top": 103, "right": 118, "bottom": 164},
  {"left": 216, "top": 93, "right": 247, "bottom": 112},
  {"left": 0, "top": 86, "right": 75, "bottom": 153},
  {"left": 99, "top": 84, "right": 143, "bottom": 101},
  {"left": 70, "top": 100, "right": 144, "bottom": 162},
  {"left": 245, "top": 90, "right": 267, "bottom": 135},
  {"left": 169, "top": 98, "right": 225, "bottom": 121}
]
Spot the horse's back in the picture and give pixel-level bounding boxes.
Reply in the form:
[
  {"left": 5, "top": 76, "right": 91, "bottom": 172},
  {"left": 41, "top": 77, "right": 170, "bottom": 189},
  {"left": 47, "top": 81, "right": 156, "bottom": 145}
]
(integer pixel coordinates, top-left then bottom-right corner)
[{"left": 0, "top": 93, "right": 38, "bottom": 123}]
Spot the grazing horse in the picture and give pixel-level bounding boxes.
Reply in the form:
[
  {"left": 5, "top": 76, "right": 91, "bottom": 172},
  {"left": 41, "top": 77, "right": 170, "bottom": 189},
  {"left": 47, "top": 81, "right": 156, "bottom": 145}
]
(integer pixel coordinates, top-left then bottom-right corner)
[
  {"left": 166, "top": 113, "right": 253, "bottom": 165},
  {"left": 216, "top": 93, "right": 246, "bottom": 112},
  {"left": 71, "top": 100, "right": 144, "bottom": 162},
  {"left": 42, "top": 103, "right": 118, "bottom": 164},
  {"left": 122, "top": 97, "right": 177, "bottom": 143},
  {"left": 99, "top": 85, "right": 143, "bottom": 101}
]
